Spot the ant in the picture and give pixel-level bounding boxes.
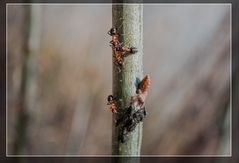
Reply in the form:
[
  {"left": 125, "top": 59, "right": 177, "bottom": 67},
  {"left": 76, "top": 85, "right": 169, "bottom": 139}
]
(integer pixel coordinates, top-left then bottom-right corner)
[
  {"left": 116, "top": 105, "right": 147, "bottom": 143},
  {"left": 108, "top": 27, "right": 138, "bottom": 54},
  {"left": 108, "top": 27, "right": 138, "bottom": 72},
  {"left": 107, "top": 95, "right": 118, "bottom": 114},
  {"left": 113, "top": 50, "right": 125, "bottom": 72}
]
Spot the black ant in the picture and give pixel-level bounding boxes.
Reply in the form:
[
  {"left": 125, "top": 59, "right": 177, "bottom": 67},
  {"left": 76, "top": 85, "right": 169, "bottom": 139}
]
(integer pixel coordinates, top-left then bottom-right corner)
[
  {"left": 116, "top": 105, "right": 148, "bottom": 143},
  {"left": 115, "top": 75, "right": 151, "bottom": 143}
]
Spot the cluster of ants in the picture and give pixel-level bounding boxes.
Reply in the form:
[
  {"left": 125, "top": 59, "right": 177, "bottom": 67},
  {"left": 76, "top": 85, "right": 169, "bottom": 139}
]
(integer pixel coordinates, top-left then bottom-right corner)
[{"left": 106, "top": 27, "right": 151, "bottom": 143}]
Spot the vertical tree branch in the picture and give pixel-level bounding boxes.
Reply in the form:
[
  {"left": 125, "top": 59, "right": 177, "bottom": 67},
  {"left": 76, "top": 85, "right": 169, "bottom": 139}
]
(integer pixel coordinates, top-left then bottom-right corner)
[
  {"left": 13, "top": 4, "right": 42, "bottom": 154},
  {"left": 12, "top": 5, "right": 30, "bottom": 155},
  {"left": 112, "top": 2, "right": 143, "bottom": 158}
]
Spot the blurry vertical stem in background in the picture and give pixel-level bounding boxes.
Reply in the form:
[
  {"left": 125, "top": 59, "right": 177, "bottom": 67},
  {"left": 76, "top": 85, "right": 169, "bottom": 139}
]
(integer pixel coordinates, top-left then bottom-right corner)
[
  {"left": 112, "top": 1, "right": 143, "bottom": 160},
  {"left": 13, "top": 4, "right": 42, "bottom": 154}
]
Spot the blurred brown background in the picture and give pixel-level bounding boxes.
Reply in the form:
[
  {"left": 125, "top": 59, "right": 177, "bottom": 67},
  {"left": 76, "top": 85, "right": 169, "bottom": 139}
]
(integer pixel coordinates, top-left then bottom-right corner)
[{"left": 7, "top": 4, "right": 230, "bottom": 155}]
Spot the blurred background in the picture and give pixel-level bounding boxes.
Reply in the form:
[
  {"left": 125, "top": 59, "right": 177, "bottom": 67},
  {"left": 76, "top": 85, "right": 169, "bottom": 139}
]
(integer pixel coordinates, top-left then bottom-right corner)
[{"left": 7, "top": 4, "right": 230, "bottom": 155}]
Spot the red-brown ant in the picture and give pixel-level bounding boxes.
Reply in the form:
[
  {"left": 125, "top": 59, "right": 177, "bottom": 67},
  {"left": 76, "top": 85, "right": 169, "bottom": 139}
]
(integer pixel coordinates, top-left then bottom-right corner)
[
  {"left": 107, "top": 95, "right": 118, "bottom": 113},
  {"left": 108, "top": 27, "right": 137, "bottom": 72}
]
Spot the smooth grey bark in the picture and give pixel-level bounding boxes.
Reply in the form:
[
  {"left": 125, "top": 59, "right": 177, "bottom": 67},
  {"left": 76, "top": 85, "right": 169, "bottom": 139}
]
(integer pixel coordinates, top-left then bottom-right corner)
[{"left": 112, "top": 3, "right": 143, "bottom": 159}]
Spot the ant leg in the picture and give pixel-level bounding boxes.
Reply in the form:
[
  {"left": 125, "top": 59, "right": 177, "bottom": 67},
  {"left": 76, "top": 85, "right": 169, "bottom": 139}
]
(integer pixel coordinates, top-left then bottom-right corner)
[
  {"left": 143, "top": 107, "right": 148, "bottom": 117},
  {"left": 117, "top": 66, "right": 122, "bottom": 73},
  {"left": 113, "top": 61, "right": 121, "bottom": 73},
  {"left": 127, "top": 121, "right": 137, "bottom": 132},
  {"left": 117, "top": 20, "right": 124, "bottom": 31},
  {"left": 118, "top": 126, "right": 127, "bottom": 143},
  {"left": 110, "top": 44, "right": 115, "bottom": 50},
  {"left": 130, "top": 47, "right": 138, "bottom": 54},
  {"left": 116, "top": 116, "right": 124, "bottom": 127}
]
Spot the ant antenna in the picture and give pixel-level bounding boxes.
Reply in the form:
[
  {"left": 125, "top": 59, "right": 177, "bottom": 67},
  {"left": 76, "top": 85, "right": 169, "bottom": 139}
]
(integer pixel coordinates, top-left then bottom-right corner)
[
  {"left": 118, "top": 18, "right": 125, "bottom": 29},
  {"left": 113, "top": 18, "right": 125, "bottom": 31}
]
